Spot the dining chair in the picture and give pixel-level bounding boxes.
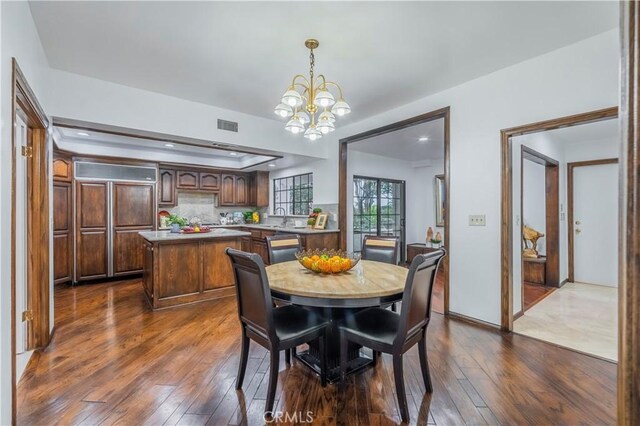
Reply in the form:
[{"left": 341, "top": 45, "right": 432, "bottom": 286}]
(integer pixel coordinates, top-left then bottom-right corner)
[
  {"left": 361, "top": 235, "right": 399, "bottom": 264},
  {"left": 266, "top": 234, "right": 302, "bottom": 264},
  {"left": 339, "top": 249, "right": 446, "bottom": 424},
  {"left": 362, "top": 235, "right": 400, "bottom": 312},
  {"left": 225, "top": 248, "right": 329, "bottom": 416}
]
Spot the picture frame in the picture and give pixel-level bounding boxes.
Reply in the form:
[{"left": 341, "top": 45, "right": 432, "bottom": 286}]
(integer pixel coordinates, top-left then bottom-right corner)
[
  {"left": 435, "top": 174, "right": 446, "bottom": 227},
  {"left": 313, "top": 212, "right": 329, "bottom": 230}
]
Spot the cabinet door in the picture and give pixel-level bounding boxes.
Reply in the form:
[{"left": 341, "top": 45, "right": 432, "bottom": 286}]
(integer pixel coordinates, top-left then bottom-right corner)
[
  {"left": 53, "top": 156, "right": 72, "bottom": 182},
  {"left": 53, "top": 233, "right": 71, "bottom": 283},
  {"left": 202, "top": 239, "right": 240, "bottom": 290},
  {"left": 251, "top": 239, "right": 269, "bottom": 265},
  {"left": 113, "top": 227, "right": 152, "bottom": 275},
  {"left": 158, "top": 169, "right": 176, "bottom": 206},
  {"left": 142, "top": 241, "right": 154, "bottom": 300},
  {"left": 254, "top": 171, "right": 270, "bottom": 208},
  {"left": 53, "top": 182, "right": 72, "bottom": 284},
  {"left": 113, "top": 183, "right": 155, "bottom": 227},
  {"left": 241, "top": 236, "right": 251, "bottom": 252},
  {"left": 77, "top": 230, "right": 108, "bottom": 280},
  {"left": 176, "top": 171, "right": 199, "bottom": 189},
  {"left": 235, "top": 175, "right": 248, "bottom": 206},
  {"left": 199, "top": 172, "right": 220, "bottom": 191},
  {"left": 76, "top": 182, "right": 108, "bottom": 281},
  {"left": 220, "top": 174, "right": 236, "bottom": 206}
]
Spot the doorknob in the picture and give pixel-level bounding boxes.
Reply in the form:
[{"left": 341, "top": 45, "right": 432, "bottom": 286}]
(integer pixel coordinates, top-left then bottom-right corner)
[
  {"left": 575, "top": 220, "right": 581, "bottom": 225},
  {"left": 576, "top": 228, "right": 582, "bottom": 234}
]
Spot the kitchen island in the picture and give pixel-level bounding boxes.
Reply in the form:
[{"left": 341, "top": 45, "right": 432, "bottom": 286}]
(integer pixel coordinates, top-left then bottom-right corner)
[{"left": 140, "top": 228, "right": 250, "bottom": 310}]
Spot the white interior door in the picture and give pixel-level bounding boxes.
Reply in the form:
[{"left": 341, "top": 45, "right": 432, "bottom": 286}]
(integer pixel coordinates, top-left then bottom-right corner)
[
  {"left": 573, "top": 162, "right": 618, "bottom": 286},
  {"left": 15, "top": 115, "right": 28, "bottom": 355}
]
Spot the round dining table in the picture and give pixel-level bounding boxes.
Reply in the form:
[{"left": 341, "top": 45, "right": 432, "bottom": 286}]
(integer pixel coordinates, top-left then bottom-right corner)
[{"left": 266, "top": 259, "right": 408, "bottom": 383}]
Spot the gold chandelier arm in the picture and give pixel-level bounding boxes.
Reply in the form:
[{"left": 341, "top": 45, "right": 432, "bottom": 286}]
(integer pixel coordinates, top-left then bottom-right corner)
[
  {"left": 290, "top": 74, "right": 310, "bottom": 88},
  {"left": 314, "top": 74, "right": 327, "bottom": 89},
  {"left": 323, "top": 80, "right": 345, "bottom": 99}
]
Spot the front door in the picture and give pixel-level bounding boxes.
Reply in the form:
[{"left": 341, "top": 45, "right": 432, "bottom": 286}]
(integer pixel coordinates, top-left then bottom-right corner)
[
  {"left": 353, "top": 176, "right": 406, "bottom": 262},
  {"left": 572, "top": 162, "right": 618, "bottom": 286}
]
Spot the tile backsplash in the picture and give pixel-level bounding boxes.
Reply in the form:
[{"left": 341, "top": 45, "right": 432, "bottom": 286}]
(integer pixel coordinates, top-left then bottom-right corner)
[{"left": 164, "top": 191, "right": 258, "bottom": 224}]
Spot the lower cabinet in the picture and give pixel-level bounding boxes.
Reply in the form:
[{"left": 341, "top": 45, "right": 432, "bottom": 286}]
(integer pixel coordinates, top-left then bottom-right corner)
[
  {"left": 143, "top": 237, "right": 240, "bottom": 310},
  {"left": 113, "top": 227, "right": 153, "bottom": 275}
]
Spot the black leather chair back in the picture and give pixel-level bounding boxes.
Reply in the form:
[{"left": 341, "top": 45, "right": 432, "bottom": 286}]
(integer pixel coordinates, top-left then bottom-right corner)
[
  {"left": 266, "top": 234, "right": 302, "bottom": 264},
  {"left": 361, "top": 235, "right": 399, "bottom": 264},
  {"left": 395, "top": 249, "right": 446, "bottom": 346},
  {"left": 226, "top": 248, "right": 277, "bottom": 342}
]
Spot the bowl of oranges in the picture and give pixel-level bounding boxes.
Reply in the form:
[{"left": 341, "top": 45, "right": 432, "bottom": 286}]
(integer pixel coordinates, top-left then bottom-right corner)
[{"left": 295, "top": 249, "right": 361, "bottom": 274}]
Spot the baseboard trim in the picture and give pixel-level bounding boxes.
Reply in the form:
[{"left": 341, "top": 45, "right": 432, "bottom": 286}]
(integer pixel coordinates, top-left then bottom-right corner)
[
  {"left": 513, "top": 309, "right": 524, "bottom": 320},
  {"left": 559, "top": 278, "right": 568, "bottom": 287},
  {"left": 447, "top": 311, "right": 502, "bottom": 331}
]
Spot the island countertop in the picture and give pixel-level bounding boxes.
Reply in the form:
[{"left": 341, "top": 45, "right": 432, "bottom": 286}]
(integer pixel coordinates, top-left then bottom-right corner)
[{"left": 139, "top": 228, "right": 251, "bottom": 242}]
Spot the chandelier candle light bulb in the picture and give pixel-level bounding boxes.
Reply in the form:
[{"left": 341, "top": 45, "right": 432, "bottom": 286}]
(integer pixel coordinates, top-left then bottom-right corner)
[{"left": 276, "top": 39, "right": 350, "bottom": 138}]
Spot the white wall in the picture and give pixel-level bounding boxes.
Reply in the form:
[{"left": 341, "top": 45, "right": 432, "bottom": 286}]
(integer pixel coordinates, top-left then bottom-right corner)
[
  {"left": 0, "top": 2, "right": 51, "bottom": 423},
  {"left": 317, "top": 29, "right": 619, "bottom": 324},
  {"left": 522, "top": 160, "right": 547, "bottom": 254}
]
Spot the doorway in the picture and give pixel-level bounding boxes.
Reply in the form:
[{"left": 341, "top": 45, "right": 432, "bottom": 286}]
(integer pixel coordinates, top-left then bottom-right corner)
[{"left": 352, "top": 176, "right": 406, "bottom": 262}]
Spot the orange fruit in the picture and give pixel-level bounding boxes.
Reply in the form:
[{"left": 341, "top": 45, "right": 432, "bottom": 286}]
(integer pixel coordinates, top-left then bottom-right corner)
[
  {"left": 331, "top": 259, "right": 342, "bottom": 273},
  {"left": 341, "top": 258, "right": 352, "bottom": 271},
  {"left": 311, "top": 261, "right": 320, "bottom": 272},
  {"left": 311, "top": 255, "right": 320, "bottom": 261},
  {"left": 302, "top": 257, "right": 312, "bottom": 269},
  {"left": 318, "top": 259, "right": 331, "bottom": 273}
]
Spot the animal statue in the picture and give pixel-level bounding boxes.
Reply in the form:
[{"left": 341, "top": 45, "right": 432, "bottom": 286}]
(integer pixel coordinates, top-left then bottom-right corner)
[{"left": 523, "top": 225, "right": 544, "bottom": 258}]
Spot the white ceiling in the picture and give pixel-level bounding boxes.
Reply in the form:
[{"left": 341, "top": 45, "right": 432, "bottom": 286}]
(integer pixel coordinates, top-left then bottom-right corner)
[
  {"left": 53, "top": 126, "right": 317, "bottom": 171},
  {"left": 29, "top": 1, "right": 618, "bottom": 122},
  {"left": 350, "top": 118, "right": 444, "bottom": 163}
]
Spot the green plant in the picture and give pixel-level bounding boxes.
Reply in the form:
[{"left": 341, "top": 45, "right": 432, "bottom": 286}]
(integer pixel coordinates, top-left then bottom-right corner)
[
  {"left": 312, "top": 207, "right": 322, "bottom": 214},
  {"left": 167, "top": 214, "right": 188, "bottom": 227},
  {"left": 430, "top": 238, "right": 442, "bottom": 244}
]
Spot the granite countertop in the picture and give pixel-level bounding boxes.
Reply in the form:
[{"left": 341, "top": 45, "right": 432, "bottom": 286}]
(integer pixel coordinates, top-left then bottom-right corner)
[
  {"left": 140, "top": 228, "right": 251, "bottom": 242},
  {"left": 157, "top": 224, "right": 340, "bottom": 235}
]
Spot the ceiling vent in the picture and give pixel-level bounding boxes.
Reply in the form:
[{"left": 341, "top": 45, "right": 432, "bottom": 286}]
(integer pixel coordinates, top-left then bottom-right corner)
[{"left": 217, "top": 119, "right": 238, "bottom": 133}]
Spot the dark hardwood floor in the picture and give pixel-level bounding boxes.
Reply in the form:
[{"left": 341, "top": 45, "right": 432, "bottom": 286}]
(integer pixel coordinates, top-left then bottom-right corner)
[{"left": 17, "top": 280, "right": 616, "bottom": 425}]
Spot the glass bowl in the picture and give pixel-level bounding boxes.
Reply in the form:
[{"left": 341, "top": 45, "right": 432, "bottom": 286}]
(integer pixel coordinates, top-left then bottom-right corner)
[{"left": 295, "top": 249, "right": 361, "bottom": 274}]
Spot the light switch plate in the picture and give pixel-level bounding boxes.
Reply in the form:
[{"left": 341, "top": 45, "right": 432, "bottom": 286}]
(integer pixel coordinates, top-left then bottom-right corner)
[{"left": 469, "top": 214, "right": 486, "bottom": 226}]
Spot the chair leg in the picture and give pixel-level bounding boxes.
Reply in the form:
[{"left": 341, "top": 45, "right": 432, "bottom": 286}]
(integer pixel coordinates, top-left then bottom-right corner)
[
  {"left": 265, "top": 347, "right": 280, "bottom": 414},
  {"left": 236, "top": 331, "right": 250, "bottom": 390},
  {"left": 418, "top": 337, "right": 433, "bottom": 392},
  {"left": 339, "top": 330, "right": 348, "bottom": 389},
  {"left": 319, "top": 331, "right": 327, "bottom": 387},
  {"left": 372, "top": 349, "right": 379, "bottom": 364},
  {"left": 285, "top": 348, "right": 291, "bottom": 365},
  {"left": 393, "top": 354, "right": 410, "bottom": 423},
  {"left": 391, "top": 302, "right": 397, "bottom": 312}
]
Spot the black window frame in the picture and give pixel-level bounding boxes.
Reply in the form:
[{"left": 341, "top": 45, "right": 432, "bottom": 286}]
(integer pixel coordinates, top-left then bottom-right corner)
[{"left": 272, "top": 172, "right": 313, "bottom": 216}]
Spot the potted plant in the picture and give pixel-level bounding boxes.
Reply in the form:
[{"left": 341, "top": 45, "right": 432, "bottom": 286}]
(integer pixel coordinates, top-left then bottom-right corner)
[
  {"left": 307, "top": 207, "right": 322, "bottom": 227},
  {"left": 430, "top": 231, "right": 442, "bottom": 248},
  {"left": 167, "top": 214, "right": 188, "bottom": 233}
]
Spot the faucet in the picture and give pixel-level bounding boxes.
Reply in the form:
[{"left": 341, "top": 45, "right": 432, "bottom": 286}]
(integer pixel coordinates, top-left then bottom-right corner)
[{"left": 274, "top": 207, "right": 288, "bottom": 228}]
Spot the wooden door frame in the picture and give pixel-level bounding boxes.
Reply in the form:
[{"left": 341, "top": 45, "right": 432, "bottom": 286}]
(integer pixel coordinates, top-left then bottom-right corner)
[
  {"left": 338, "top": 106, "right": 450, "bottom": 314},
  {"left": 566, "top": 158, "right": 619, "bottom": 283},
  {"left": 516, "top": 146, "right": 560, "bottom": 318},
  {"left": 500, "top": 106, "right": 618, "bottom": 331},
  {"left": 11, "top": 58, "right": 50, "bottom": 425}
]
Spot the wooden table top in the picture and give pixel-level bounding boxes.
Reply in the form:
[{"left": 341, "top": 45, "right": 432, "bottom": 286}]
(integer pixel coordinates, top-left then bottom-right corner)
[{"left": 266, "top": 260, "right": 408, "bottom": 299}]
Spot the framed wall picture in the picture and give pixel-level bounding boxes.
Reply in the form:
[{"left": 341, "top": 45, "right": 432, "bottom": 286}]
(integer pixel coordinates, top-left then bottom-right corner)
[
  {"left": 435, "top": 174, "right": 446, "bottom": 227},
  {"left": 314, "top": 212, "right": 329, "bottom": 230}
]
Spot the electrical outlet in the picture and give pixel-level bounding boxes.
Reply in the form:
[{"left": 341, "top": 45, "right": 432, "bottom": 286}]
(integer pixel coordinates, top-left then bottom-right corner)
[{"left": 469, "top": 214, "right": 486, "bottom": 226}]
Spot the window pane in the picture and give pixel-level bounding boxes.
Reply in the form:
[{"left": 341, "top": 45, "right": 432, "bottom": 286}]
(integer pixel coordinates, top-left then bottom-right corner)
[{"left": 273, "top": 173, "right": 313, "bottom": 216}]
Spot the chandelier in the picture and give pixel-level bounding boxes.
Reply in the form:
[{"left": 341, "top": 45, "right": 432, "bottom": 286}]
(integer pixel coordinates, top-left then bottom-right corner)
[{"left": 274, "top": 39, "right": 351, "bottom": 140}]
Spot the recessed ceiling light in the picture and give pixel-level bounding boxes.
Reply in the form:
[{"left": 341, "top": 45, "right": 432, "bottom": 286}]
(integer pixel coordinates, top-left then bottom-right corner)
[
  {"left": 229, "top": 152, "right": 238, "bottom": 156},
  {"left": 268, "top": 163, "right": 276, "bottom": 167},
  {"left": 418, "top": 136, "right": 429, "bottom": 142},
  {"left": 76, "top": 132, "right": 90, "bottom": 137},
  {"left": 164, "top": 143, "right": 175, "bottom": 148}
]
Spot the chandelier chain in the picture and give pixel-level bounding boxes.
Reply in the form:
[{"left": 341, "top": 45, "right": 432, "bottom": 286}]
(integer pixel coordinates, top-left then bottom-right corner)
[{"left": 309, "top": 48, "right": 315, "bottom": 86}]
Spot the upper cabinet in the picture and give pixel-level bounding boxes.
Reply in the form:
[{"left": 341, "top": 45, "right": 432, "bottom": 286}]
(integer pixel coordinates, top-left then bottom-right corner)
[
  {"left": 199, "top": 172, "right": 220, "bottom": 191},
  {"left": 158, "top": 166, "right": 268, "bottom": 208},
  {"left": 53, "top": 155, "right": 73, "bottom": 182},
  {"left": 176, "top": 171, "right": 199, "bottom": 189},
  {"left": 158, "top": 169, "right": 176, "bottom": 206}
]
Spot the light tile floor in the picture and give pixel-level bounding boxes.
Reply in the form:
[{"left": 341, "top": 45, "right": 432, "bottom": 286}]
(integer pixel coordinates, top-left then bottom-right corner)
[{"left": 514, "top": 282, "right": 618, "bottom": 361}]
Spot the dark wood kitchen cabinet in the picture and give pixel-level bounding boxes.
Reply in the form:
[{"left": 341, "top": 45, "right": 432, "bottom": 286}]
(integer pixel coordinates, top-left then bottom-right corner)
[
  {"left": 158, "top": 169, "right": 176, "bottom": 206},
  {"left": 199, "top": 172, "right": 220, "bottom": 190},
  {"left": 53, "top": 181, "right": 73, "bottom": 284},
  {"left": 112, "top": 183, "right": 154, "bottom": 276},
  {"left": 76, "top": 181, "right": 109, "bottom": 281},
  {"left": 75, "top": 180, "right": 155, "bottom": 282},
  {"left": 220, "top": 174, "right": 249, "bottom": 206},
  {"left": 234, "top": 175, "right": 249, "bottom": 205},
  {"left": 176, "top": 171, "right": 199, "bottom": 189}
]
